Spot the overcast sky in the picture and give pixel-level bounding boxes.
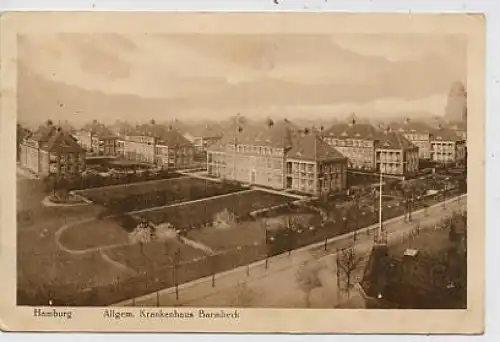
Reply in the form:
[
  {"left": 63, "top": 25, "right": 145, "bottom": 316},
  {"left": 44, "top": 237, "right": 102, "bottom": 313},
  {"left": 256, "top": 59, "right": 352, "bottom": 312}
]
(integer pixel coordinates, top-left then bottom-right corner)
[{"left": 17, "top": 33, "right": 466, "bottom": 126}]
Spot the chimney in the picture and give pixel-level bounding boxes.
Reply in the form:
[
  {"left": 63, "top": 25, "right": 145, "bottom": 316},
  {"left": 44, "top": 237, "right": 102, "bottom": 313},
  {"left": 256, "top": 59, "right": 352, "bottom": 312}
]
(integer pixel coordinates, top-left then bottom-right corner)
[
  {"left": 404, "top": 117, "right": 410, "bottom": 125},
  {"left": 150, "top": 119, "right": 156, "bottom": 125},
  {"left": 266, "top": 118, "right": 275, "bottom": 128}
]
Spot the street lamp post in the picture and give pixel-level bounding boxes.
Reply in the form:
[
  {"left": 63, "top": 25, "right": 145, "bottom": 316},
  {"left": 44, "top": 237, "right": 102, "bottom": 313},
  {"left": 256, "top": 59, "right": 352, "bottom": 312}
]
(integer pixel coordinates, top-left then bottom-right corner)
[
  {"left": 211, "top": 254, "right": 216, "bottom": 288},
  {"left": 265, "top": 222, "right": 269, "bottom": 269},
  {"left": 173, "top": 248, "right": 180, "bottom": 300},
  {"left": 443, "top": 177, "right": 451, "bottom": 209}
]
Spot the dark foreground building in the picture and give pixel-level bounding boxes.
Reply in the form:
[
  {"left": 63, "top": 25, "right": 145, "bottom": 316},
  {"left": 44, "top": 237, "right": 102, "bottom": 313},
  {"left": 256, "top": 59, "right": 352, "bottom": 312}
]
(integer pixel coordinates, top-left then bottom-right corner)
[{"left": 341, "top": 214, "right": 467, "bottom": 309}]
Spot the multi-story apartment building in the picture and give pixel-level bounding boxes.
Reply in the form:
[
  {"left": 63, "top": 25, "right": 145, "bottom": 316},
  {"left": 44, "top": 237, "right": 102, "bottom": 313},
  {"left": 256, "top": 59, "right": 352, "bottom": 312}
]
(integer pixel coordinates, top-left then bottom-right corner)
[
  {"left": 182, "top": 125, "right": 223, "bottom": 153},
  {"left": 389, "top": 118, "right": 434, "bottom": 160},
  {"left": 123, "top": 120, "right": 195, "bottom": 169},
  {"left": 74, "top": 120, "right": 119, "bottom": 156},
  {"left": 430, "top": 125, "right": 466, "bottom": 166},
  {"left": 207, "top": 119, "right": 347, "bottom": 196},
  {"left": 376, "top": 130, "right": 419, "bottom": 176},
  {"left": 322, "top": 119, "right": 379, "bottom": 171},
  {"left": 322, "top": 119, "right": 419, "bottom": 176},
  {"left": 19, "top": 122, "right": 86, "bottom": 178}
]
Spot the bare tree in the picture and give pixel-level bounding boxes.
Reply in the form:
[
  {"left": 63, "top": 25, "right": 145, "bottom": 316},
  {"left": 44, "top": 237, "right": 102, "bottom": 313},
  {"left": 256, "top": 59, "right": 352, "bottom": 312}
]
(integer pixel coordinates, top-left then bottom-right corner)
[
  {"left": 336, "top": 246, "right": 364, "bottom": 295},
  {"left": 296, "top": 258, "right": 325, "bottom": 308},
  {"left": 129, "top": 220, "right": 155, "bottom": 269}
]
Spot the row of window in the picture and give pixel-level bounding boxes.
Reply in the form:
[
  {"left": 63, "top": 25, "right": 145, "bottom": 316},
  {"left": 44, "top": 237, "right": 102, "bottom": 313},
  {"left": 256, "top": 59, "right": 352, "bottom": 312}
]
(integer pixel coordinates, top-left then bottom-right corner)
[
  {"left": 325, "top": 138, "right": 373, "bottom": 148},
  {"left": 225, "top": 144, "right": 284, "bottom": 156}
]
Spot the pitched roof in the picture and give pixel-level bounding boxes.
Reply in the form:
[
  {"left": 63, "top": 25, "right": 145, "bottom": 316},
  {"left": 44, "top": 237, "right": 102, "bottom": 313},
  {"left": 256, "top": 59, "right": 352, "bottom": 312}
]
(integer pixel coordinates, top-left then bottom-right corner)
[
  {"left": 30, "top": 124, "right": 58, "bottom": 142},
  {"left": 323, "top": 121, "right": 379, "bottom": 140},
  {"left": 286, "top": 133, "right": 346, "bottom": 161},
  {"left": 42, "top": 131, "right": 87, "bottom": 153},
  {"left": 430, "top": 126, "right": 463, "bottom": 142},
  {"left": 213, "top": 119, "right": 300, "bottom": 149},
  {"left": 376, "top": 131, "right": 416, "bottom": 150},
  {"left": 389, "top": 119, "right": 434, "bottom": 134},
  {"left": 82, "top": 121, "right": 118, "bottom": 140},
  {"left": 182, "top": 123, "right": 224, "bottom": 139},
  {"left": 110, "top": 121, "right": 135, "bottom": 136},
  {"left": 129, "top": 123, "right": 193, "bottom": 147}
]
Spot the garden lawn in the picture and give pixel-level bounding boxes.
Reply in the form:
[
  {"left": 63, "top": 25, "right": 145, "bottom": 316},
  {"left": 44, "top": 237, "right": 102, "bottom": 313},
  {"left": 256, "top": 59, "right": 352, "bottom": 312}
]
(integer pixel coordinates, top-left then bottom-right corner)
[
  {"left": 78, "top": 176, "right": 244, "bottom": 209},
  {"left": 136, "top": 190, "right": 294, "bottom": 229},
  {"left": 58, "top": 217, "right": 131, "bottom": 251},
  {"left": 106, "top": 238, "right": 207, "bottom": 274},
  {"left": 187, "top": 220, "right": 266, "bottom": 252}
]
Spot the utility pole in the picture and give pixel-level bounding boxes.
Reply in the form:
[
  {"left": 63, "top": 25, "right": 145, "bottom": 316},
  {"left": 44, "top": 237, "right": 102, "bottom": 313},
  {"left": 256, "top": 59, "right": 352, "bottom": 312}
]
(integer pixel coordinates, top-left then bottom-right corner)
[
  {"left": 265, "top": 222, "right": 269, "bottom": 270},
  {"left": 211, "top": 253, "right": 217, "bottom": 288},
  {"left": 336, "top": 248, "right": 340, "bottom": 302},
  {"left": 173, "top": 248, "right": 180, "bottom": 300},
  {"left": 376, "top": 169, "right": 384, "bottom": 244}
]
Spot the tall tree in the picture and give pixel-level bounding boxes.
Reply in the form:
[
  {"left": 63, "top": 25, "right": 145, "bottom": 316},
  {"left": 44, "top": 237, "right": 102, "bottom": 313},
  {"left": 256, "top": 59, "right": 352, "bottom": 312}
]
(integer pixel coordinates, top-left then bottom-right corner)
[
  {"left": 337, "top": 246, "right": 364, "bottom": 294},
  {"left": 296, "top": 258, "right": 324, "bottom": 308}
]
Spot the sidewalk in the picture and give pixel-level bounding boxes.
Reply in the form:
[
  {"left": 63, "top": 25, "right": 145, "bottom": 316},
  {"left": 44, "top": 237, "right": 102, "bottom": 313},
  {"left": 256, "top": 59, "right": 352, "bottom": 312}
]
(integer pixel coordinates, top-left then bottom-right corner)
[{"left": 116, "top": 194, "right": 466, "bottom": 307}]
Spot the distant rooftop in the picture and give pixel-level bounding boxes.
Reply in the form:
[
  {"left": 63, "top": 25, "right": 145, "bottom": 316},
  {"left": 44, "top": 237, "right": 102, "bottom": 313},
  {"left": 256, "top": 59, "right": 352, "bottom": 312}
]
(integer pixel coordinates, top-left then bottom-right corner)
[
  {"left": 26, "top": 122, "right": 86, "bottom": 153},
  {"left": 323, "top": 118, "right": 379, "bottom": 141},
  {"left": 129, "top": 121, "right": 194, "bottom": 148},
  {"left": 376, "top": 130, "right": 416, "bottom": 150}
]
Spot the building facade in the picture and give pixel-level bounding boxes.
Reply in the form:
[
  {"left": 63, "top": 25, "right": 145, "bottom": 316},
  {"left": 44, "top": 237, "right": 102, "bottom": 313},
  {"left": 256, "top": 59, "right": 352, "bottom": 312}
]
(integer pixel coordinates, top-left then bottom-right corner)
[
  {"left": 322, "top": 119, "right": 379, "bottom": 171},
  {"left": 122, "top": 121, "right": 195, "bottom": 169},
  {"left": 389, "top": 118, "right": 434, "bottom": 160},
  {"left": 430, "top": 126, "right": 466, "bottom": 165},
  {"left": 375, "top": 130, "right": 419, "bottom": 176},
  {"left": 183, "top": 131, "right": 223, "bottom": 153},
  {"left": 207, "top": 120, "right": 347, "bottom": 196},
  {"left": 19, "top": 123, "right": 86, "bottom": 178},
  {"left": 74, "top": 120, "right": 119, "bottom": 156}
]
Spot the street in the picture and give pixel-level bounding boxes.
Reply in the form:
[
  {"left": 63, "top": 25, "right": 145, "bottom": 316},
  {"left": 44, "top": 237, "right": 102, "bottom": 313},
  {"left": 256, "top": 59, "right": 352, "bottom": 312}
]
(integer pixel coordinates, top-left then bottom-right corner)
[{"left": 116, "top": 194, "right": 466, "bottom": 308}]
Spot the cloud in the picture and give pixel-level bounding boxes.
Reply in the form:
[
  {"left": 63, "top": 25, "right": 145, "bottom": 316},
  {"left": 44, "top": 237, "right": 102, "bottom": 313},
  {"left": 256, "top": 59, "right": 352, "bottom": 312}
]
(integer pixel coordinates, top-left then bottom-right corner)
[
  {"left": 17, "top": 33, "right": 465, "bottom": 125},
  {"left": 331, "top": 33, "right": 466, "bottom": 62}
]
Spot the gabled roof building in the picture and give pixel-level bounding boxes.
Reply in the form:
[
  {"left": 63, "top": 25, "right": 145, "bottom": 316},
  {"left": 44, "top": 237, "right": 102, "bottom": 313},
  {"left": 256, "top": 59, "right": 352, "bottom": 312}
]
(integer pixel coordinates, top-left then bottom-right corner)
[
  {"left": 389, "top": 118, "right": 434, "bottom": 160},
  {"left": 207, "top": 118, "right": 347, "bottom": 196},
  {"left": 181, "top": 123, "right": 223, "bottom": 153},
  {"left": 429, "top": 124, "right": 466, "bottom": 166},
  {"left": 322, "top": 118, "right": 419, "bottom": 176},
  {"left": 322, "top": 118, "right": 380, "bottom": 171},
  {"left": 19, "top": 120, "right": 86, "bottom": 178},
  {"left": 376, "top": 129, "right": 419, "bottom": 176},
  {"left": 122, "top": 120, "right": 196, "bottom": 169},
  {"left": 74, "top": 120, "right": 119, "bottom": 156}
]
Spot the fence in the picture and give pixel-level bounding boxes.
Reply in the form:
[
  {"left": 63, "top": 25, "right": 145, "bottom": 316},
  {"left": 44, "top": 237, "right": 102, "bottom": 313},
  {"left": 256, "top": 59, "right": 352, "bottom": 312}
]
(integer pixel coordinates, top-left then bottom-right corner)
[{"left": 18, "top": 193, "right": 467, "bottom": 307}]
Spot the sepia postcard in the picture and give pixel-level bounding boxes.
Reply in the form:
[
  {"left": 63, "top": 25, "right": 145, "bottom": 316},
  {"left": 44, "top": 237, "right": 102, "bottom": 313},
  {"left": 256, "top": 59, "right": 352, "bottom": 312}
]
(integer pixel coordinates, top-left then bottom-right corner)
[{"left": 0, "top": 11, "right": 485, "bottom": 333}]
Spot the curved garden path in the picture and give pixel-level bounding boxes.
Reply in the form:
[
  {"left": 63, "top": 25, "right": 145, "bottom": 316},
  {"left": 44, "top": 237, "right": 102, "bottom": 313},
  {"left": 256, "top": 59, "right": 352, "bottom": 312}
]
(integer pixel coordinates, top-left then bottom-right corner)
[{"left": 54, "top": 217, "right": 137, "bottom": 275}]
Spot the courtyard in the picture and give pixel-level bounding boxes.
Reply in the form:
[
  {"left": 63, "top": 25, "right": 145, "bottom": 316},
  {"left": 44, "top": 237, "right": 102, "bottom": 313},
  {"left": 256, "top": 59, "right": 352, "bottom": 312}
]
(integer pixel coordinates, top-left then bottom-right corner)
[{"left": 16, "top": 168, "right": 466, "bottom": 306}]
